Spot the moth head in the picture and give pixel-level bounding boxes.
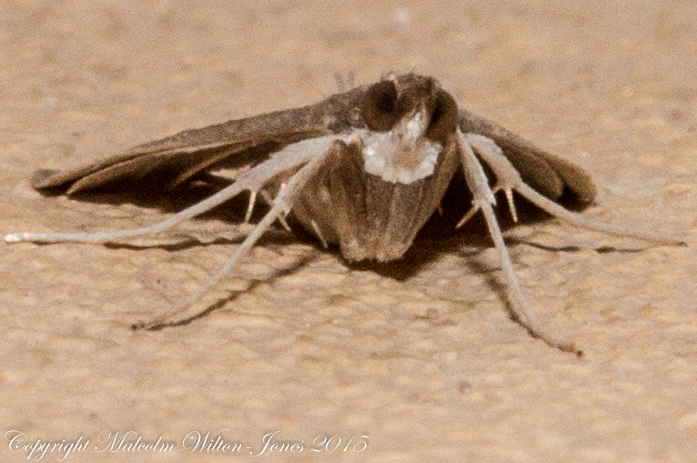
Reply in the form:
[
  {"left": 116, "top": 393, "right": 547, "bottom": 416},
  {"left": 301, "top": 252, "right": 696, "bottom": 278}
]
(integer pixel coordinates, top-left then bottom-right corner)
[
  {"left": 360, "top": 73, "right": 459, "bottom": 184},
  {"left": 361, "top": 74, "right": 458, "bottom": 142}
]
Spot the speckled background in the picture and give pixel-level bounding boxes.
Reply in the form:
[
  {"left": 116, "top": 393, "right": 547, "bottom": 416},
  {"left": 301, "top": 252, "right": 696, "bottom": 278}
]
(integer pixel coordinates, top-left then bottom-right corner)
[{"left": 2, "top": 1, "right": 696, "bottom": 461}]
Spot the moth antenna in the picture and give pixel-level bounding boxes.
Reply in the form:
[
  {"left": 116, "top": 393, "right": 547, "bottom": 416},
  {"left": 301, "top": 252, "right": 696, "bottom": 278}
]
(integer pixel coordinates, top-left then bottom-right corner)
[
  {"left": 133, "top": 140, "right": 340, "bottom": 330},
  {"left": 333, "top": 72, "right": 346, "bottom": 93},
  {"left": 333, "top": 71, "right": 355, "bottom": 93},
  {"left": 458, "top": 129, "right": 582, "bottom": 355},
  {"left": 310, "top": 220, "right": 329, "bottom": 249},
  {"left": 244, "top": 191, "right": 257, "bottom": 223},
  {"left": 346, "top": 70, "right": 356, "bottom": 89},
  {"left": 259, "top": 189, "right": 292, "bottom": 232},
  {"left": 437, "top": 203, "right": 444, "bottom": 216},
  {"left": 466, "top": 134, "right": 686, "bottom": 246},
  {"left": 383, "top": 66, "right": 416, "bottom": 81}
]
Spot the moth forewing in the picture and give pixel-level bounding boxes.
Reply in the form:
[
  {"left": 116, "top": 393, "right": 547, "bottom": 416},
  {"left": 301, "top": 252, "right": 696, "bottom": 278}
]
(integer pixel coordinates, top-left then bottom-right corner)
[{"left": 4, "top": 72, "right": 685, "bottom": 355}]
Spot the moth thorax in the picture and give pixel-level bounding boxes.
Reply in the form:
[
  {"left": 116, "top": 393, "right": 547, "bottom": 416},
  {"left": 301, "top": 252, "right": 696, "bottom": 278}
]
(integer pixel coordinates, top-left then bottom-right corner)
[{"left": 361, "top": 112, "right": 443, "bottom": 185}]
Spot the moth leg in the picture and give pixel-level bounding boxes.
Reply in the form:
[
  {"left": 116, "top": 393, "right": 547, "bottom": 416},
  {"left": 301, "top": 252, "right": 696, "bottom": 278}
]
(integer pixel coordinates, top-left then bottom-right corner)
[
  {"left": 504, "top": 190, "right": 518, "bottom": 223},
  {"left": 454, "top": 148, "right": 516, "bottom": 229},
  {"left": 258, "top": 189, "right": 292, "bottom": 232},
  {"left": 5, "top": 136, "right": 339, "bottom": 244},
  {"left": 456, "top": 203, "right": 483, "bottom": 229},
  {"left": 456, "top": 134, "right": 521, "bottom": 228},
  {"left": 310, "top": 220, "right": 329, "bottom": 249},
  {"left": 244, "top": 191, "right": 257, "bottom": 223},
  {"left": 457, "top": 129, "right": 582, "bottom": 355},
  {"left": 132, "top": 139, "right": 345, "bottom": 330},
  {"left": 466, "top": 134, "right": 686, "bottom": 246}
]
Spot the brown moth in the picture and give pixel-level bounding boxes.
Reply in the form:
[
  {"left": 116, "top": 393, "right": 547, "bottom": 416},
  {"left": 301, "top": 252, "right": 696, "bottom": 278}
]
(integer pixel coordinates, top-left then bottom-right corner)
[{"left": 5, "top": 72, "right": 684, "bottom": 355}]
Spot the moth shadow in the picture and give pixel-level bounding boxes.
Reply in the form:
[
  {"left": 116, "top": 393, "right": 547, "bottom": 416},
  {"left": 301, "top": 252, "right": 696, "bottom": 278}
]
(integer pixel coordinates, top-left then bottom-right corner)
[
  {"left": 49, "top": 171, "right": 604, "bottom": 330},
  {"left": 134, "top": 247, "right": 321, "bottom": 330},
  {"left": 341, "top": 185, "right": 588, "bottom": 282},
  {"left": 101, "top": 228, "right": 300, "bottom": 252},
  {"left": 49, "top": 169, "right": 596, "bottom": 275},
  {"left": 42, "top": 173, "right": 253, "bottom": 224}
]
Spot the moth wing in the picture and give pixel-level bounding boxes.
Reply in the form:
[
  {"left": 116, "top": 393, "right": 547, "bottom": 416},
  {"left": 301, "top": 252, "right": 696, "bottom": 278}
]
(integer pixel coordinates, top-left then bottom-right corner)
[
  {"left": 32, "top": 87, "right": 367, "bottom": 195},
  {"left": 32, "top": 141, "right": 256, "bottom": 195},
  {"left": 458, "top": 108, "right": 597, "bottom": 206}
]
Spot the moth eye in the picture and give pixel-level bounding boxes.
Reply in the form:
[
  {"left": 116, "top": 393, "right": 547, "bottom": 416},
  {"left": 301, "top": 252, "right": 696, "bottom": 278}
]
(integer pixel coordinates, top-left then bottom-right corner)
[
  {"left": 426, "top": 91, "right": 458, "bottom": 141},
  {"left": 361, "top": 80, "right": 398, "bottom": 131}
]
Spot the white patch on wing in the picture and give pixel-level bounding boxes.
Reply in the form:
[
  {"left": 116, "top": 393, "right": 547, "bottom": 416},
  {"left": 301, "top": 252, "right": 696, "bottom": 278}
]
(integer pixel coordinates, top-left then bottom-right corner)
[{"left": 360, "top": 112, "right": 442, "bottom": 184}]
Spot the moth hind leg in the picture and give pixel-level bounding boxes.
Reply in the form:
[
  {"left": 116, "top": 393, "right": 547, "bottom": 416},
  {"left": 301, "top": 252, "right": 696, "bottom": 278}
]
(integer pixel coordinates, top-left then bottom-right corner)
[
  {"left": 466, "top": 133, "right": 685, "bottom": 246},
  {"left": 457, "top": 130, "right": 684, "bottom": 354}
]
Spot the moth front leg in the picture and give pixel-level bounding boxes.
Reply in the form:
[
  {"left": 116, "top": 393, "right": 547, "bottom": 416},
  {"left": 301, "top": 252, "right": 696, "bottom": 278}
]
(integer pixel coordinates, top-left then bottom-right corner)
[
  {"left": 456, "top": 129, "right": 582, "bottom": 355},
  {"left": 5, "top": 135, "right": 343, "bottom": 329},
  {"left": 132, "top": 137, "right": 348, "bottom": 329},
  {"left": 5, "top": 136, "right": 340, "bottom": 245}
]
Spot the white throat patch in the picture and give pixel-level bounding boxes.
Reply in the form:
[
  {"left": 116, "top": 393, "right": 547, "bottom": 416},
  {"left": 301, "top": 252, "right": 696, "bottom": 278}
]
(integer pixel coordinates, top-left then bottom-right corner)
[{"left": 360, "top": 112, "right": 443, "bottom": 184}]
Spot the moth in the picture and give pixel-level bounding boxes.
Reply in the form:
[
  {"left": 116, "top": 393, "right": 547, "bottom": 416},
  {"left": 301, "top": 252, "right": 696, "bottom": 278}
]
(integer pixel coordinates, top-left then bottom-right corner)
[{"left": 5, "top": 72, "right": 683, "bottom": 355}]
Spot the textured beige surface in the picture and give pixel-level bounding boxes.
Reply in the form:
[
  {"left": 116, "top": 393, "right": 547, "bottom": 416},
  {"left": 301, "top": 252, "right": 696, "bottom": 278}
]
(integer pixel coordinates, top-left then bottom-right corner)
[{"left": 2, "top": 1, "right": 696, "bottom": 461}]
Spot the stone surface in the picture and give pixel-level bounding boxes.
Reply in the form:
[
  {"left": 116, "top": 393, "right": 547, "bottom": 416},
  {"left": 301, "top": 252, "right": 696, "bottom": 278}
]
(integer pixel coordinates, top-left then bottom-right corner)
[{"left": 1, "top": 1, "right": 696, "bottom": 461}]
